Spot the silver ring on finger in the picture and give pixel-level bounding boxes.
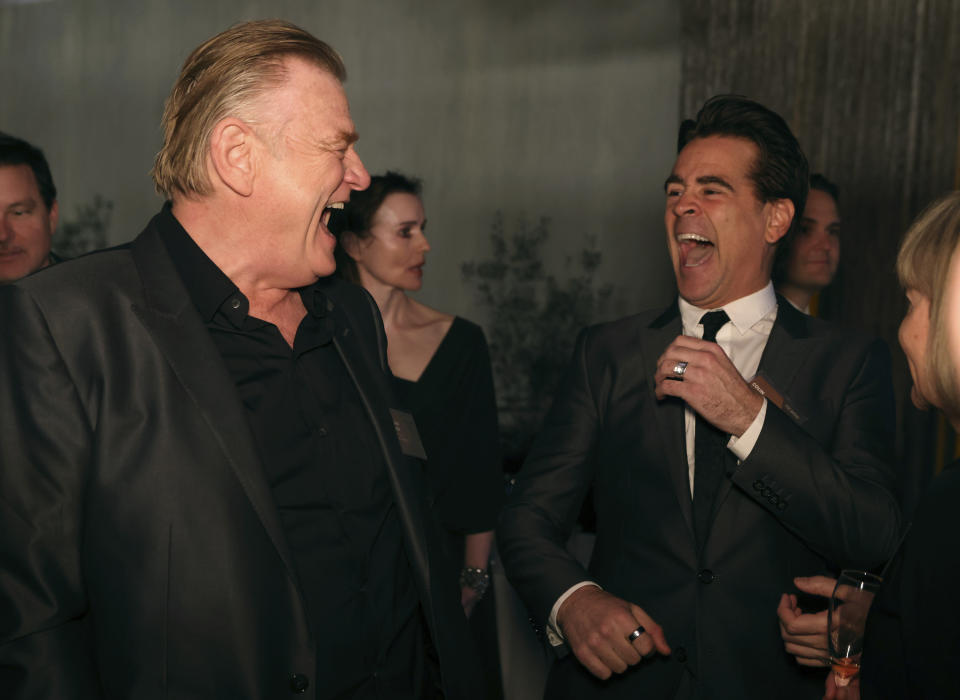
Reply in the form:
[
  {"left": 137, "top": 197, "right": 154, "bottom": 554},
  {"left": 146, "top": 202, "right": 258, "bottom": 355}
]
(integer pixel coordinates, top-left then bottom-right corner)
[
  {"left": 672, "top": 361, "right": 688, "bottom": 378},
  {"left": 627, "top": 625, "right": 645, "bottom": 642}
]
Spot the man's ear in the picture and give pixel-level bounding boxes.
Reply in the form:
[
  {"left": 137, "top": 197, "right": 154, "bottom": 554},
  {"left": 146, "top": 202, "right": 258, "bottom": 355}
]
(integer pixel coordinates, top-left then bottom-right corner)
[
  {"left": 764, "top": 198, "right": 795, "bottom": 244},
  {"left": 47, "top": 200, "right": 59, "bottom": 234},
  {"left": 209, "top": 118, "right": 255, "bottom": 197}
]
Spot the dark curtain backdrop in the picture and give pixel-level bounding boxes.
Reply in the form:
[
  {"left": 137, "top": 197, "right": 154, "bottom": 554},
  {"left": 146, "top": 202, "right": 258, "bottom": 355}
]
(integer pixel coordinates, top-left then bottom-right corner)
[{"left": 679, "top": 0, "right": 960, "bottom": 511}]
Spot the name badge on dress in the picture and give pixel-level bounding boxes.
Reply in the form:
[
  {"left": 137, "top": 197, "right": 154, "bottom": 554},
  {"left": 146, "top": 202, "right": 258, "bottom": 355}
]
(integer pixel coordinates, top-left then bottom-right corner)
[{"left": 390, "top": 409, "right": 428, "bottom": 460}]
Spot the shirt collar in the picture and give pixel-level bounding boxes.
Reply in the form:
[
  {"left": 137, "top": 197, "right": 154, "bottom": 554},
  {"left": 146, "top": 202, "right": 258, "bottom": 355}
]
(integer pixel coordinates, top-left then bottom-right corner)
[
  {"left": 678, "top": 282, "right": 777, "bottom": 335},
  {"left": 299, "top": 285, "right": 331, "bottom": 319},
  {"left": 158, "top": 203, "right": 333, "bottom": 330},
  {"left": 157, "top": 203, "right": 241, "bottom": 323}
]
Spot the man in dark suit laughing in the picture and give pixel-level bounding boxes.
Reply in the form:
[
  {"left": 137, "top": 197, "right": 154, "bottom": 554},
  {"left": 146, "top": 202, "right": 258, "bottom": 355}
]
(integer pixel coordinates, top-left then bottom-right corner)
[
  {"left": 498, "top": 95, "right": 901, "bottom": 700},
  {"left": 0, "top": 20, "right": 481, "bottom": 700}
]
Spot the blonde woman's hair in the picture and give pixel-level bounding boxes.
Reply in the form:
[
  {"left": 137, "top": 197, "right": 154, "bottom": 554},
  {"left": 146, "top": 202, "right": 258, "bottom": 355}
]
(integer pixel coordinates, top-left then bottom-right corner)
[
  {"left": 896, "top": 191, "right": 960, "bottom": 419},
  {"left": 151, "top": 19, "right": 345, "bottom": 199}
]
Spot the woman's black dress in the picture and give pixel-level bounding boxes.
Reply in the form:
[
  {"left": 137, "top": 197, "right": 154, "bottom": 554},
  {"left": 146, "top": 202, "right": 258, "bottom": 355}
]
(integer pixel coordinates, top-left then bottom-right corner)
[{"left": 394, "top": 316, "right": 504, "bottom": 698}]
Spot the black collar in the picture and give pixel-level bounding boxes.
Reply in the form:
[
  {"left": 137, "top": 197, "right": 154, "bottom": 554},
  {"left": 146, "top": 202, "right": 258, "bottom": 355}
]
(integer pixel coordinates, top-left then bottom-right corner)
[
  {"left": 156, "top": 203, "right": 331, "bottom": 328},
  {"left": 156, "top": 203, "right": 239, "bottom": 323}
]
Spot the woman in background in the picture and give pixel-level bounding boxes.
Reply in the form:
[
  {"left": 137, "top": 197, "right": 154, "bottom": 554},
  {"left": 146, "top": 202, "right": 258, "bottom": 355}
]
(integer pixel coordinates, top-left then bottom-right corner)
[
  {"left": 332, "top": 172, "right": 503, "bottom": 695},
  {"left": 857, "top": 191, "right": 960, "bottom": 699}
]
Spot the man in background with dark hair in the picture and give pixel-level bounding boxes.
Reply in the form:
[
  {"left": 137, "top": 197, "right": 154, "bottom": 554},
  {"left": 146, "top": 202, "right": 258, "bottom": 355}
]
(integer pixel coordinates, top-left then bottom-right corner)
[
  {"left": 774, "top": 173, "right": 842, "bottom": 314},
  {"left": 0, "top": 132, "right": 59, "bottom": 283},
  {"left": 498, "top": 96, "right": 900, "bottom": 699}
]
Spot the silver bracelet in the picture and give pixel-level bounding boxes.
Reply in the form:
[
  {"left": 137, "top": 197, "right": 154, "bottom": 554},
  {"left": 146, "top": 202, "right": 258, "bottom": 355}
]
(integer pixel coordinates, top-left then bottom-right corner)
[{"left": 459, "top": 567, "right": 490, "bottom": 598}]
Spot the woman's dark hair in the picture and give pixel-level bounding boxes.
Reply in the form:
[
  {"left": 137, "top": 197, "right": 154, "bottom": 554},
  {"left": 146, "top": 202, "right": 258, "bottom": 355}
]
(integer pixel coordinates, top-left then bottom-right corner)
[{"left": 329, "top": 170, "right": 422, "bottom": 283}]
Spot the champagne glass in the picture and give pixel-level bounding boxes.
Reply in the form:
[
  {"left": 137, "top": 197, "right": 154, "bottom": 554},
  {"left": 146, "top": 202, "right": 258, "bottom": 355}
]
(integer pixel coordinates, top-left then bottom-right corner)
[{"left": 828, "top": 569, "right": 882, "bottom": 686}]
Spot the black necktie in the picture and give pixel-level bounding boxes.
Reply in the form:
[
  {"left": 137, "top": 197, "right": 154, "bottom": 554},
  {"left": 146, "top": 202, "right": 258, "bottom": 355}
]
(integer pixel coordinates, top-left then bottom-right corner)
[{"left": 692, "top": 309, "right": 730, "bottom": 550}]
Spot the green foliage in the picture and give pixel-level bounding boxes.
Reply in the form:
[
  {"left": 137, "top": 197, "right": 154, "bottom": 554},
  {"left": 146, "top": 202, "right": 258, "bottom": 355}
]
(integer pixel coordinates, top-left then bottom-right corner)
[
  {"left": 55, "top": 195, "right": 112, "bottom": 258},
  {"left": 462, "top": 213, "right": 613, "bottom": 464}
]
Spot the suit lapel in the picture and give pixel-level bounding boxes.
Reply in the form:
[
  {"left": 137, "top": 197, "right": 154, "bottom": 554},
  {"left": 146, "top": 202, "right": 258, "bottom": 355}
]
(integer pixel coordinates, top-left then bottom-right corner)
[
  {"left": 643, "top": 302, "right": 696, "bottom": 539},
  {"left": 128, "top": 223, "right": 302, "bottom": 589},
  {"left": 755, "top": 297, "right": 813, "bottom": 397}
]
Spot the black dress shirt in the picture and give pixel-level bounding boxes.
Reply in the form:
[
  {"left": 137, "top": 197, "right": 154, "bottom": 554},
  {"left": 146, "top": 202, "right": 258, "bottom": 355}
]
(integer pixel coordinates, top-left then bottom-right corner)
[{"left": 158, "top": 206, "right": 422, "bottom": 699}]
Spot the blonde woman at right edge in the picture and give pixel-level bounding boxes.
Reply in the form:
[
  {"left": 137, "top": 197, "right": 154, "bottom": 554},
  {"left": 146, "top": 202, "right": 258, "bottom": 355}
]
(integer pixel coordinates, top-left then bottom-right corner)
[{"left": 779, "top": 191, "right": 960, "bottom": 699}]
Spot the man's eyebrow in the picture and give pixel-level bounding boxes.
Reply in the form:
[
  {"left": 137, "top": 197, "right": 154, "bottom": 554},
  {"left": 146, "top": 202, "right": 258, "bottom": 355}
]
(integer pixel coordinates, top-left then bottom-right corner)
[
  {"left": 801, "top": 215, "right": 842, "bottom": 224},
  {"left": 4, "top": 198, "right": 36, "bottom": 210},
  {"left": 336, "top": 129, "right": 359, "bottom": 147},
  {"left": 319, "top": 129, "right": 359, "bottom": 150},
  {"left": 664, "top": 174, "right": 683, "bottom": 191},
  {"left": 696, "top": 175, "right": 734, "bottom": 191}
]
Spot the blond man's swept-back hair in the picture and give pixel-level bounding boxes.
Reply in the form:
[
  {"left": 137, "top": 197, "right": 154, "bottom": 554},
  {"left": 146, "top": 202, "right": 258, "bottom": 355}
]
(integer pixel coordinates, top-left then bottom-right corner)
[
  {"left": 896, "top": 191, "right": 960, "bottom": 419},
  {"left": 151, "top": 19, "right": 346, "bottom": 200}
]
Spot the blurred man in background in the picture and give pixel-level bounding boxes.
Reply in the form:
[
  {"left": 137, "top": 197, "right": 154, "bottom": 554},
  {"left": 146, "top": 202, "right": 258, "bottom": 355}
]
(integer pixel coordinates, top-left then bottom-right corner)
[
  {"left": 774, "top": 173, "right": 841, "bottom": 314},
  {"left": 0, "top": 132, "right": 59, "bottom": 283}
]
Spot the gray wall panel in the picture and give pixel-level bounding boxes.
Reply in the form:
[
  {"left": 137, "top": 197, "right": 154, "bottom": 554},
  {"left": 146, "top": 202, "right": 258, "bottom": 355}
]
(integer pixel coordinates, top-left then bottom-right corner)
[{"left": 1, "top": 0, "right": 681, "bottom": 321}]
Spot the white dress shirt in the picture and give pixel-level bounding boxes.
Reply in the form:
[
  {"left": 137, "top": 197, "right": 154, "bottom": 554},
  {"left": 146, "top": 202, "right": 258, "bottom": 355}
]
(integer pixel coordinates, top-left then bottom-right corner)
[
  {"left": 546, "top": 284, "right": 779, "bottom": 644},
  {"left": 678, "top": 283, "right": 777, "bottom": 496}
]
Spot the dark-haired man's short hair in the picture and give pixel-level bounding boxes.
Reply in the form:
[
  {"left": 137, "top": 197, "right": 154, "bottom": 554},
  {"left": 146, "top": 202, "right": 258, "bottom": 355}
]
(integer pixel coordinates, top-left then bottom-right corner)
[
  {"left": 809, "top": 172, "right": 839, "bottom": 204},
  {"left": 678, "top": 95, "right": 809, "bottom": 239},
  {"left": 0, "top": 132, "right": 57, "bottom": 210}
]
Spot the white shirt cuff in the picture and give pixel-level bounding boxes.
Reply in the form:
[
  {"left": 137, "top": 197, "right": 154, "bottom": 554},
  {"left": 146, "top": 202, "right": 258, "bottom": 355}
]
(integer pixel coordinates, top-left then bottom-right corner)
[
  {"left": 546, "top": 581, "right": 602, "bottom": 646},
  {"left": 727, "top": 397, "right": 767, "bottom": 461}
]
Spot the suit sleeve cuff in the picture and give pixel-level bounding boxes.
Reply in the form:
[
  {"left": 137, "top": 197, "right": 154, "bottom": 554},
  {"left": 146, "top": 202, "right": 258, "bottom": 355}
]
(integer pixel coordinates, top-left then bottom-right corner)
[
  {"left": 546, "top": 581, "right": 602, "bottom": 646},
  {"left": 727, "top": 398, "right": 767, "bottom": 461}
]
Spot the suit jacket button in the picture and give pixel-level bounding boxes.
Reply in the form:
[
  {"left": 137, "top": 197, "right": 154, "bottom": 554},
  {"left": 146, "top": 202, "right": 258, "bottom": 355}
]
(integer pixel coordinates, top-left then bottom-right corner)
[
  {"left": 675, "top": 646, "right": 688, "bottom": 662},
  {"left": 777, "top": 500, "right": 788, "bottom": 511},
  {"left": 753, "top": 479, "right": 764, "bottom": 491},
  {"left": 290, "top": 673, "right": 309, "bottom": 694},
  {"left": 697, "top": 569, "right": 715, "bottom": 584}
]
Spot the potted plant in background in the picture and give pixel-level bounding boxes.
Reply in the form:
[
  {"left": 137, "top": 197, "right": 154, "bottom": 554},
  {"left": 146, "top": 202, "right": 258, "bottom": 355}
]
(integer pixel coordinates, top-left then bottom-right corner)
[
  {"left": 462, "top": 213, "right": 614, "bottom": 473},
  {"left": 54, "top": 195, "right": 112, "bottom": 259}
]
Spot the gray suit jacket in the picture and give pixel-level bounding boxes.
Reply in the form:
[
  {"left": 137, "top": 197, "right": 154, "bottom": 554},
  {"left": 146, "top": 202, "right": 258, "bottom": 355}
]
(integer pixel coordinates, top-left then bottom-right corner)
[
  {"left": 0, "top": 215, "right": 482, "bottom": 699},
  {"left": 498, "top": 299, "right": 900, "bottom": 700}
]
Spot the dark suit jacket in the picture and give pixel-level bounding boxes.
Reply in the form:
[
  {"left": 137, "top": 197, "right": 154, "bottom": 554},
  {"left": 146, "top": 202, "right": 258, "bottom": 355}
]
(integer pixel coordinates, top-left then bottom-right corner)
[
  {"left": 861, "top": 459, "right": 960, "bottom": 700},
  {"left": 0, "top": 216, "right": 482, "bottom": 699},
  {"left": 498, "top": 299, "right": 900, "bottom": 700}
]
